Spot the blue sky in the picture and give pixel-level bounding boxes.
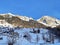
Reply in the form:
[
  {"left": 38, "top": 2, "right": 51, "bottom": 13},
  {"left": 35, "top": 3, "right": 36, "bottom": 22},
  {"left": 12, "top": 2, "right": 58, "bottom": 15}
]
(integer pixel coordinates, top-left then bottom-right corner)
[{"left": 0, "top": 0, "right": 60, "bottom": 19}]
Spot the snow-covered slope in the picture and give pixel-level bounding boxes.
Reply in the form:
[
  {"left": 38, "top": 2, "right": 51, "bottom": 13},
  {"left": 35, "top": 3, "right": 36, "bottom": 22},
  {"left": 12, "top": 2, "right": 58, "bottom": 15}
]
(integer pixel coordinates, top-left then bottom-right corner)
[
  {"left": 0, "top": 13, "right": 60, "bottom": 45},
  {"left": 0, "top": 20, "right": 13, "bottom": 28},
  {"left": 0, "top": 28, "right": 60, "bottom": 45}
]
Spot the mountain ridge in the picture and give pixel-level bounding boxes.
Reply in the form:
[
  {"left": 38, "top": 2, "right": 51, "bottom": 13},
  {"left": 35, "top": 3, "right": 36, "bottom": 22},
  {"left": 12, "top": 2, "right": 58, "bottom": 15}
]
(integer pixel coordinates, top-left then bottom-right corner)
[{"left": 0, "top": 13, "right": 60, "bottom": 28}]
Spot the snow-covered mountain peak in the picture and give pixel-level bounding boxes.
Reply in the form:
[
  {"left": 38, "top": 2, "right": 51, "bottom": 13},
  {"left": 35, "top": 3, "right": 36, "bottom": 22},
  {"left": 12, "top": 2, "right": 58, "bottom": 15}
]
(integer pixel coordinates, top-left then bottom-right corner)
[
  {"left": 37, "top": 16, "right": 53, "bottom": 21},
  {"left": 37, "top": 16, "right": 60, "bottom": 28}
]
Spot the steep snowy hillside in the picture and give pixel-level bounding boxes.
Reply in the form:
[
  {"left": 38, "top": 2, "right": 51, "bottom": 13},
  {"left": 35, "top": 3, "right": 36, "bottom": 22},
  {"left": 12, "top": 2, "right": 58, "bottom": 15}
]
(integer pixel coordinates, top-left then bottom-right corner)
[{"left": 0, "top": 28, "right": 60, "bottom": 45}]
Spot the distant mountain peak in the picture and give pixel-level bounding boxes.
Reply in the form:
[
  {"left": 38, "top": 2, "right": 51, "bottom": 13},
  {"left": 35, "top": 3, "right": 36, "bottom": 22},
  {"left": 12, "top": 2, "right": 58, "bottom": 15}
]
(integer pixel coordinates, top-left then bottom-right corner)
[{"left": 37, "top": 15, "right": 60, "bottom": 28}]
